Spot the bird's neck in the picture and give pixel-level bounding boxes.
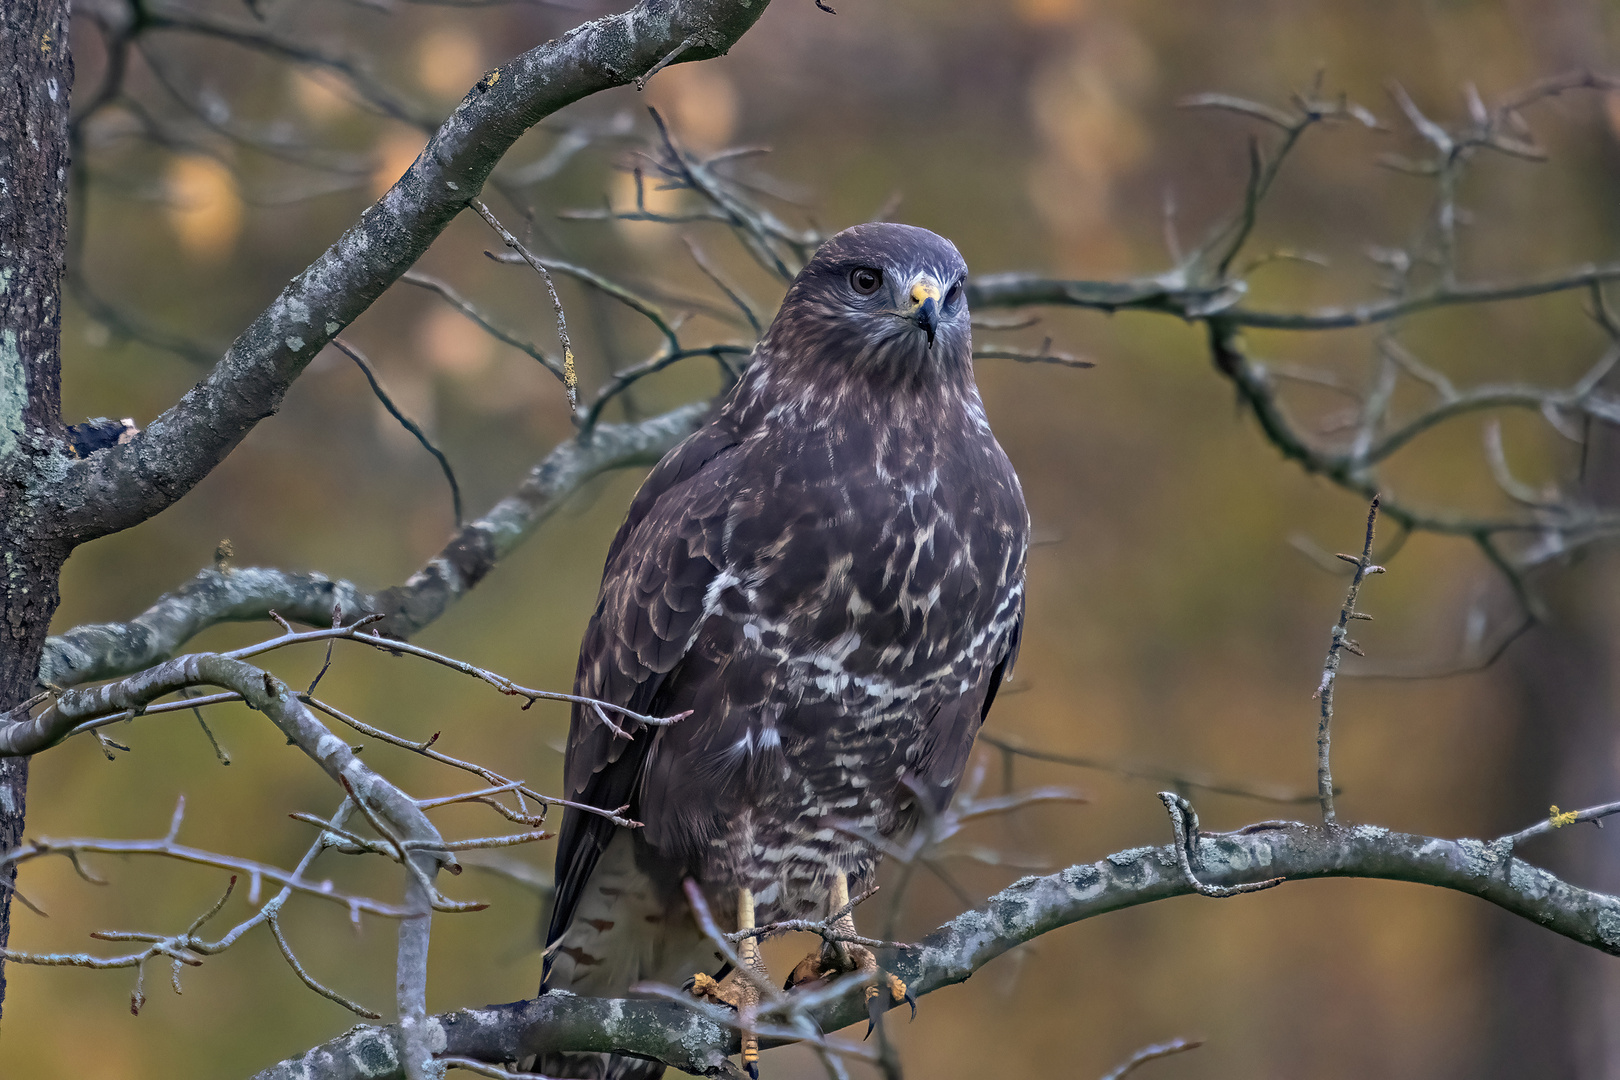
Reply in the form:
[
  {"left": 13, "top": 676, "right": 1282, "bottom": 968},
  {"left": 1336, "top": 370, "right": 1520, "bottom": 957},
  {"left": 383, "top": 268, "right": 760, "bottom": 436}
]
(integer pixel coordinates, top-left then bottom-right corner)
[{"left": 721, "top": 346, "right": 982, "bottom": 440}]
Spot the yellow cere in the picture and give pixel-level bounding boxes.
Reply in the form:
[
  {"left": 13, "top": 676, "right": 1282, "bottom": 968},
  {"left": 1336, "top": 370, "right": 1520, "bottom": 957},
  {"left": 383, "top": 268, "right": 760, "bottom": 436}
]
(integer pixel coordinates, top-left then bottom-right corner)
[{"left": 910, "top": 280, "right": 940, "bottom": 307}]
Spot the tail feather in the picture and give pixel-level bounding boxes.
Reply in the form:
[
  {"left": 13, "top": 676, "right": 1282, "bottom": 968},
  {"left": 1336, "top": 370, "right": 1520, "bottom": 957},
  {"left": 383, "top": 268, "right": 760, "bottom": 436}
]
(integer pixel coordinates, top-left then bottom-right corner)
[{"left": 536, "top": 832, "right": 720, "bottom": 1079}]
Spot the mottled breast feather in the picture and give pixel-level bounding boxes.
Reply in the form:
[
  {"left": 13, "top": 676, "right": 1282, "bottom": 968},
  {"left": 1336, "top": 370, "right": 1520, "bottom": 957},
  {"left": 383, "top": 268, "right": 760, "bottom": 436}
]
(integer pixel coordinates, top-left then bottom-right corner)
[{"left": 545, "top": 223, "right": 1031, "bottom": 1006}]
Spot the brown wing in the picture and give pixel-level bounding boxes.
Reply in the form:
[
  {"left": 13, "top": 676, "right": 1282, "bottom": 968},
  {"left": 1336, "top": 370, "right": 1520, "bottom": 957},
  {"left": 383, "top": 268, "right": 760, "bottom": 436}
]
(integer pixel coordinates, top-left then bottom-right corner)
[
  {"left": 911, "top": 602, "right": 1023, "bottom": 815},
  {"left": 544, "top": 418, "right": 741, "bottom": 965}
]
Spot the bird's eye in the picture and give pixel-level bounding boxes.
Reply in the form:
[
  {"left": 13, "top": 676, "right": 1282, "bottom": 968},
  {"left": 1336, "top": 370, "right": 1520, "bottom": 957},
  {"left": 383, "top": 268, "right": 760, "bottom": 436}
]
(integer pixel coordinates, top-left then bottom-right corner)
[
  {"left": 849, "top": 267, "right": 883, "bottom": 295},
  {"left": 944, "top": 279, "right": 965, "bottom": 310}
]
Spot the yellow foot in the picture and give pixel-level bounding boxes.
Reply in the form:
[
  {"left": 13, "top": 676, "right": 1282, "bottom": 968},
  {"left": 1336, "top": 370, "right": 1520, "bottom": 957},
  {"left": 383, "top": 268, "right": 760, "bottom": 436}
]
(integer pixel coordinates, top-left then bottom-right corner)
[
  {"left": 683, "top": 969, "right": 750, "bottom": 1010},
  {"left": 783, "top": 944, "right": 914, "bottom": 1018}
]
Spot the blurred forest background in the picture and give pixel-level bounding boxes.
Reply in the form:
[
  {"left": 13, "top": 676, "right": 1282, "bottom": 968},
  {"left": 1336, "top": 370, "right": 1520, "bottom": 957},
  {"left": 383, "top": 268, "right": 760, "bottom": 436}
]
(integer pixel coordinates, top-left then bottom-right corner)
[{"left": 8, "top": 0, "right": 1620, "bottom": 1076}]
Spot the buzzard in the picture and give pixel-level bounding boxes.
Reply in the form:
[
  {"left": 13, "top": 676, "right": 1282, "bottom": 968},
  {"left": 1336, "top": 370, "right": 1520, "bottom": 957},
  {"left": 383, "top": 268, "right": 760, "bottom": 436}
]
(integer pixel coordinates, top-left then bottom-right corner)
[{"left": 541, "top": 222, "right": 1029, "bottom": 1079}]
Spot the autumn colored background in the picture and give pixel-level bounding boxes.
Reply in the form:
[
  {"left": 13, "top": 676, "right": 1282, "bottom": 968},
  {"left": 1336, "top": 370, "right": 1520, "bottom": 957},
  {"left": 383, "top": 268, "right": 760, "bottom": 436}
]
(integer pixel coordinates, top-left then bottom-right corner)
[{"left": 6, "top": 0, "right": 1619, "bottom": 1075}]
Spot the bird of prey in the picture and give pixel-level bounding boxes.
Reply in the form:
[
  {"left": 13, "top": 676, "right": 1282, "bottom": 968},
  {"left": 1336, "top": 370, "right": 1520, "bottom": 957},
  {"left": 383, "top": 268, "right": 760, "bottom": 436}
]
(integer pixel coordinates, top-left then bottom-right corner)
[{"left": 540, "top": 222, "right": 1029, "bottom": 1080}]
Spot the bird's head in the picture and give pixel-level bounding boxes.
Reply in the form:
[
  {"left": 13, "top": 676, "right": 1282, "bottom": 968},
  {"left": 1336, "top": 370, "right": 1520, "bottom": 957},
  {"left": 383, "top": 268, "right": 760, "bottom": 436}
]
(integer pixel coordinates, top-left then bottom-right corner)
[{"left": 761, "top": 222, "right": 971, "bottom": 388}]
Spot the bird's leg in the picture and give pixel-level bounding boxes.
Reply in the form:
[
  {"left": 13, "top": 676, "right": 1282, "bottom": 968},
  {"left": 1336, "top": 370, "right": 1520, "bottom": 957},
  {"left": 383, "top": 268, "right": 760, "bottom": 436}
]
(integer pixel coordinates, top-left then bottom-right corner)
[
  {"left": 783, "top": 871, "right": 911, "bottom": 1022},
  {"left": 825, "top": 871, "right": 857, "bottom": 971},
  {"left": 736, "top": 886, "right": 764, "bottom": 1079},
  {"left": 682, "top": 887, "right": 766, "bottom": 1079}
]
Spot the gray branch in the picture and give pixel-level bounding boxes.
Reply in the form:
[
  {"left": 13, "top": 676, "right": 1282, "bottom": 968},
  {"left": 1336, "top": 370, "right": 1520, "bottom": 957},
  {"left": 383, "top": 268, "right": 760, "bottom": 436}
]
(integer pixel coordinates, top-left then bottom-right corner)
[
  {"left": 969, "top": 262, "right": 1620, "bottom": 329},
  {"left": 248, "top": 819, "right": 1620, "bottom": 1080},
  {"left": 3, "top": 648, "right": 458, "bottom": 1070},
  {"left": 39, "top": 402, "right": 707, "bottom": 688},
  {"left": 960, "top": 75, "right": 1620, "bottom": 630},
  {"left": 44, "top": 0, "right": 770, "bottom": 545}
]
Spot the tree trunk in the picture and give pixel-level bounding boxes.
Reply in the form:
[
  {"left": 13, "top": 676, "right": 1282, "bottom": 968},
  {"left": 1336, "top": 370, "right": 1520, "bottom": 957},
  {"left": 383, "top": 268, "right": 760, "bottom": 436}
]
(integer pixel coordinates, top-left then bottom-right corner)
[{"left": 0, "top": 0, "right": 73, "bottom": 1023}]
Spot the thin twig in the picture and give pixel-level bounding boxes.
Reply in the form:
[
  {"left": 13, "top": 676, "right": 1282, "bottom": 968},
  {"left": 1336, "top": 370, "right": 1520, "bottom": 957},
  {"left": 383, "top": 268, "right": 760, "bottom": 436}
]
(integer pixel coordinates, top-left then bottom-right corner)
[
  {"left": 1098, "top": 1038, "right": 1204, "bottom": 1080},
  {"left": 332, "top": 338, "right": 464, "bottom": 528},
  {"left": 473, "top": 201, "right": 582, "bottom": 411},
  {"left": 1313, "top": 497, "right": 1383, "bottom": 824},
  {"left": 978, "top": 730, "right": 1324, "bottom": 805},
  {"left": 1499, "top": 799, "right": 1620, "bottom": 848},
  {"left": 1158, "top": 793, "right": 1284, "bottom": 897}
]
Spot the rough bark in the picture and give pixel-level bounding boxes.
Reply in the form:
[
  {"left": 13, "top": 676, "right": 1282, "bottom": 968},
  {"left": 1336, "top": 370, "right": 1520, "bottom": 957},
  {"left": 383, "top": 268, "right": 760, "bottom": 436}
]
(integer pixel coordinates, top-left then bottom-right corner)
[
  {"left": 45, "top": 0, "right": 771, "bottom": 545},
  {"left": 36, "top": 402, "right": 707, "bottom": 687},
  {"left": 0, "top": 0, "right": 767, "bottom": 1029},
  {"left": 0, "top": 0, "right": 73, "bottom": 1023},
  {"left": 249, "top": 821, "right": 1620, "bottom": 1080}
]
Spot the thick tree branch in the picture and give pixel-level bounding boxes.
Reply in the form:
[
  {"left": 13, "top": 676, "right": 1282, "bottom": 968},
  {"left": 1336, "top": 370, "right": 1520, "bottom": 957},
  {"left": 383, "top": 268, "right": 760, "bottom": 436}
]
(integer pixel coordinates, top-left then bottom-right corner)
[
  {"left": 39, "top": 402, "right": 708, "bottom": 688},
  {"left": 46, "top": 0, "right": 770, "bottom": 544},
  {"left": 966, "top": 271, "right": 1244, "bottom": 319},
  {"left": 969, "top": 263, "right": 1620, "bottom": 328},
  {"left": 249, "top": 819, "right": 1620, "bottom": 1080}
]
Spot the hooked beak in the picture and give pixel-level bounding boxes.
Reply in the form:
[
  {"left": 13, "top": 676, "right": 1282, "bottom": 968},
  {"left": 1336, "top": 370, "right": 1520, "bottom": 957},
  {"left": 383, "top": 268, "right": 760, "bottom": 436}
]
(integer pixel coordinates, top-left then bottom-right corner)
[{"left": 908, "top": 279, "right": 940, "bottom": 349}]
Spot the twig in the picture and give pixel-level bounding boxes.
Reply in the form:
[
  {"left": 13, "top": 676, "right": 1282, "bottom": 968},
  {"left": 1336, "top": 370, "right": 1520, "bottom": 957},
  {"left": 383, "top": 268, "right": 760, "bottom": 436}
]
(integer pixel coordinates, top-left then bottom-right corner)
[
  {"left": 1313, "top": 497, "right": 1383, "bottom": 823},
  {"left": 727, "top": 886, "right": 882, "bottom": 945},
  {"left": 1098, "top": 1038, "right": 1204, "bottom": 1080},
  {"left": 399, "top": 271, "right": 561, "bottom": 376},
  {"left": 635, "top": 35, "right": 698, "bottom": 91},
  {"left": 0, "top": 834, "right": 409, "bottom": 917},
  {"left": 972, "top": 343, "right": 1094, "bottom": 369},
  {"left": 1157, "top": 793, "right": 1284, "bottom": 897},
  {"left": 178, "top": 688, "right": 232, "bottom": 765},
  {"left": 978, "top": 730, "right": 1324, "bottom": 805},
  {"left": 473, "top": 201, "right": 581, "bottom": 411},
  {"left": 683, "top": 235, "right": 764, "bottom": 337},
  {"left": 302, "top": 695, "right": 639, "bottom": 827},
  {"left": 41, "top": 402, "right": 709, "bottom": 688},
  {"left": 580, "top": 343, "right": 751, "bottom": 432},
  {"left": 438, "top": 1060, "right": 553, "bottom": 1079},
  {"left": 332, "top": 338, "right": 464, "bottom": 528},
  {"left": 1499, "top": 799, "right": 1620, "bottom": 848},
  {"left": 680, "top": 878, "right": 780, "bottom": 1003},
  {"left": 268, "top": 910, "right": 384, "bottom": 1018}
]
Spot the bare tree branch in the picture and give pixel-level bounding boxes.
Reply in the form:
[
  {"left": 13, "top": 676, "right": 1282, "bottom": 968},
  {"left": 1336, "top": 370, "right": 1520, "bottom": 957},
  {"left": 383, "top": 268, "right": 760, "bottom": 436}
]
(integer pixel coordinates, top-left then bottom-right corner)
[
  {"left": 15, "top": 620, "right": 685, "bottom": 753},
  {"left": 38, "top": 401, "right": 708, "bottom": 688},
  {"left": 247, "top": 816, "right": 1620, "bottom": 1080},
  {"left": 1314, "top": 497, "right": 1383, "bottom": 823},
  {"left": 1, "top": 830, "right": 410, "bottom": 919},
  {"left": 970, "top": 263, "right": 1620, "bottom": 329},
  {"left": 0, "top": 651, "right": 458, "bottom": 914},
  {"left": 45, "top": 0, "right": 773, "bottom": 544}
]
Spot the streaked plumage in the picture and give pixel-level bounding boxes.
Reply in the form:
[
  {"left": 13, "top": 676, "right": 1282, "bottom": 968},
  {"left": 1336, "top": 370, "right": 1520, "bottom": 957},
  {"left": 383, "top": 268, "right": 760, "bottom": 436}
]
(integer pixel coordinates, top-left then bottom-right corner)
[{"left": 540, "top": 223, "right": 1028, "bottom": 1080}]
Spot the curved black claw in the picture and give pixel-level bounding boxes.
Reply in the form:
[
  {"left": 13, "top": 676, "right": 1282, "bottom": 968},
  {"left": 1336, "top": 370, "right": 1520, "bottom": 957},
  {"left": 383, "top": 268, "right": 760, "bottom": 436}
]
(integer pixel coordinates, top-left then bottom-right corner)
[
  {"left": 863, "top": 973, "right": 916, "bottom": 1036},
  {"left": 745, "top": 1063, "right": 759, "bottom": 1080}
]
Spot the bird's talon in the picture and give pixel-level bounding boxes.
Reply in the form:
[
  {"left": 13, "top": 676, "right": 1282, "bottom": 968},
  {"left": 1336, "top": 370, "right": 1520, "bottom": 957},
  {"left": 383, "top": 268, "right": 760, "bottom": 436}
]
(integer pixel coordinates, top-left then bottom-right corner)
[
  {"left": 685, "top": 970, "right": 746, "bottom": 1010},
  {"left": 864, "top": 991, "right": 884, "bottom": 1040},
  {"left": 860, "top": 971, "right": 910, "bottom": 1020}
]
